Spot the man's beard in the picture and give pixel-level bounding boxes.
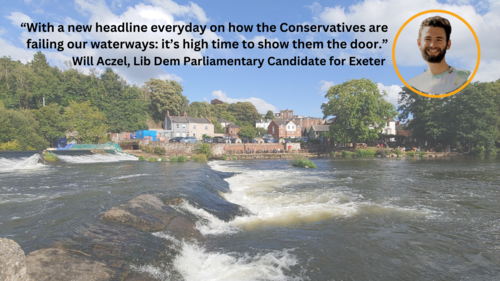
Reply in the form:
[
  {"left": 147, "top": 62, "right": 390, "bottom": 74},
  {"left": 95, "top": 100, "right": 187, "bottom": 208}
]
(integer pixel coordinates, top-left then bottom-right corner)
[{"left": 421, "top": 46, "right": 446, "bottom": 63}]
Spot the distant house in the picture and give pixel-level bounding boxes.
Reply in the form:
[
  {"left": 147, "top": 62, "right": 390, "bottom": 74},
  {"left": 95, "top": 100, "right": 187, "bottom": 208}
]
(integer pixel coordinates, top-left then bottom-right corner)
[
  {"left": 268, "top": 120, "right": 301, "bottom": 139},
  {"left": 396, "top": 120, "right": 413, "bottom": 143},
  {"left": 369, "top": 117, "right": 396, "bottom": 141},
  {"left": 211, "top": 99, "right": 224, "bottom": 105},
  {"left": 164, "top": 111, "right": 214, "bottom": 140},
  {"left": 226, "top": 124, "right": 240, "bottom": 138},
  {"left": 217, "top": 118, "right": 233, "bottom": 128},
  {"left": 255, "top": 119, "right": 272, "bottom": 131},
  {"left": 307, "top": 125, "right": 330, "bottom": 139}
]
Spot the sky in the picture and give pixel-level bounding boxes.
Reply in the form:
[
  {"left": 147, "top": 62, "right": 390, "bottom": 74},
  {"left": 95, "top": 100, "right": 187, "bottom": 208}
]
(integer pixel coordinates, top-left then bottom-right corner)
[{"left": 1, "top": 0, "right": 498, "bottom": 118}]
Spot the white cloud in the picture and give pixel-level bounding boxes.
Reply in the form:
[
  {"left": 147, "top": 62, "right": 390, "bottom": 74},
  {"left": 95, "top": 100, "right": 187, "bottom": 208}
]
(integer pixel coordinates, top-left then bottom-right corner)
[
  {"left": 377, "top": 83, "right": 402, "bottom": 108},
  {"left": 473, "top": 59, "right": 500, "bottom": 82},
  {"left": 211, "top": 90, "right": 277, "bottom": 113},
  {"left": 319, "top": 80, "right": 334, "bottom": 94},
  {"left": 312, "top": 0, "right": 499, "bottom": 72},
  {"left": 1, "top": 0, "right": 223, "bottom": 85},
  {"left": 6, "top": 12, "right": 33, "bottom": 26}
]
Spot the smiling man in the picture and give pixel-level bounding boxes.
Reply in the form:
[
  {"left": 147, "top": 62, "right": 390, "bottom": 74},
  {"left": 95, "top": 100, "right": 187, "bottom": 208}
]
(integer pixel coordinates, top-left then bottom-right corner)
[{"left": 408, "top": 16, "right": 471, "bottom": 94}]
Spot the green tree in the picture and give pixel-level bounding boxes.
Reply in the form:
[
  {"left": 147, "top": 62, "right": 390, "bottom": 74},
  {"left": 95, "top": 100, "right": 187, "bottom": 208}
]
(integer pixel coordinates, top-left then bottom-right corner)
[
  {"left": 0, "top": 107, "right": 48, "bottom": 150},
  {"left": 63, "top": 101, "right": 109, "bottom": 144},
  {"left": 321, "top": 78, "right": 397, "bottom": 144},
  {"left": 145, "top": 78, "right": 189, "bottom": 122},
  {"left": 398, "top": 81, "right": 500, "bottom": 151},
  {"left": 237, "top": 125, "right": 256, "bottom": 139},
  {"left": 212, "top": 119, "right": 225, "bottom": 134},
  {"left": 188, "top": 101, "right": 214, "bottom": 118},
  {"left": 256, "top": 127, "right": 267, "bottom": 137},
  {"left": 32, "top": 103, "right": 66, "bottom": 147},
  {"left": 228, "top": 102, "right": 260, "bottom": 124},
  {"left": 265, "top": 110, "right": 275, "bottom": 120},
  {"left": 219, "top": 111, "right": 237, "bottom": 123}
]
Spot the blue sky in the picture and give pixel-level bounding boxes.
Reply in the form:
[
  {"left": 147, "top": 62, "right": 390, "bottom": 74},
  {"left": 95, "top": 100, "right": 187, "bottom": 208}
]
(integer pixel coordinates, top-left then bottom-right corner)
[{"left": 1, "top": 0, "right": 498, "bottom": 118}]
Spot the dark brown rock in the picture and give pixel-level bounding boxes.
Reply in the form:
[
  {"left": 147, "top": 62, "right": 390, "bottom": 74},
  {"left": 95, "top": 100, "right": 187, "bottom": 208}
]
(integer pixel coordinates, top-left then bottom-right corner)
[
  {"left": 165, "top": 216, "right": 203, "bottom": 242},
  {"left": 26, "top": 248, "right": 119, "bottom": 281},
  {"left": 102, "top": 194, "right": 177, "bottom": 232},
  {"left": 0, "top": 238, "right": 30, "bottom": 281}
]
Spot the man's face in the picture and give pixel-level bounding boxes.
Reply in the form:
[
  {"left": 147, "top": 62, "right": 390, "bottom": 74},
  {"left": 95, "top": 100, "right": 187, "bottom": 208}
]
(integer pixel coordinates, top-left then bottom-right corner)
[{"left": 418, "top": 26, "right": 451, "bottom": 63}]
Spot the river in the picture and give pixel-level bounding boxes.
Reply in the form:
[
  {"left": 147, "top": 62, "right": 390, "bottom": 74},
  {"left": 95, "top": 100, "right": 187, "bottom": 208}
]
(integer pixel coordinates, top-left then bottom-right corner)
[{"left": 1, "top": 152, "right": 499, "bottom": 280}]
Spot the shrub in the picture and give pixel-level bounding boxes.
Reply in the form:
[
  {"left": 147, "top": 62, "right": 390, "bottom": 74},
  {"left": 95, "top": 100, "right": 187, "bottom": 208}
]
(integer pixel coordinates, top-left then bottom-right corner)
[
  {"left": 148, "top": 157, "right": 158, "bottom": 162},
  {"left": 154, "top": 146, "right": 166, "bottom": 155},
  {"left": 341, "top": 150, "right": 354, "bottom": 157},
  {"left": 191, "top": 154, "right": 208, "bottom": 163},
  {"left": 394, "top": 148, "right": 403, "bottom": 156},
  {"left": 0, "top": 140, "right": 22, "bottom": 151},
  {"left": 354, "top": 149, "right": 376, "bottom": 157},
  {"left": 485, "top": 146, "right": 497, "bottom": 156},
  {"left": 375, "top": 149, "right": 389, "bottom": 157},
  {"left": 170, "top": 156, "right": 178, "bottom": 162},
  {"left": 44, "top": 152, "right": 59, "bottom": 162},
  {"left": 138, "top": 156, "right": 146, "bottom": 161},
  {"left": 406, "top": 151, "right": 416, "bottom": 157},
  {"left": 195, "top": 143, "right": 212, "bottom": 158},
  {"left": 290, "top": 155, "right": 317, "bottom": 168},
  {"left": 418, "top": 151, "right": 426, "bottom": 157},
  {"left": 222, "top": 155, "right": 227, "bottom": 160},
  {"left": 471, "top": 146, "right": 484, "bottom": 155},
  {"left": 161, "top": 157, "right": 167, "bottom": 161},
  {"left": 232, "top": 156, "right": 238, "bottom": 160},
  {"left": 178, "top": 155, "right": 187, "bottom": 162},
  {"left": 307, "top": 139, "right": 322, "bottom": 145}
]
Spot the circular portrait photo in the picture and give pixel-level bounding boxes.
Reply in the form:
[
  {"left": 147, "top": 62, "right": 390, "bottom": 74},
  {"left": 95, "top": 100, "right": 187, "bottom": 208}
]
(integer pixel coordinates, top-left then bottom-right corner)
[{"left": 394, "top": 11, "right": 479, "bottom": 96}]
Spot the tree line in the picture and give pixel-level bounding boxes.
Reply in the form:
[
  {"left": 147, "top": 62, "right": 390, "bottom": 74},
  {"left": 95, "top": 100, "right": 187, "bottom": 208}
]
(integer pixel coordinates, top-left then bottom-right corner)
[
  {"left": 321, "top": 78, "right": 500, "bottom": 154},
  {"left": 0, "top": 52, "right": 262, "bottom": 150}
]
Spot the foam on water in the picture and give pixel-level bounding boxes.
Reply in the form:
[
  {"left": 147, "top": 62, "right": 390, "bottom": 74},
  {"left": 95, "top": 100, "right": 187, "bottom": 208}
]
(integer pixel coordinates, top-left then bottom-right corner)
[
  {"left": 57, "top": 153, "right": 137, "bottom": 163},
  {"left": 201, "top": 160, "right": 438, "bottom": 233},
  {"left": 145, "top": 233, "right": 301, "bottom": 281},
  {"left": 0, "top": 154, "right": 45, "bottom": 172}
]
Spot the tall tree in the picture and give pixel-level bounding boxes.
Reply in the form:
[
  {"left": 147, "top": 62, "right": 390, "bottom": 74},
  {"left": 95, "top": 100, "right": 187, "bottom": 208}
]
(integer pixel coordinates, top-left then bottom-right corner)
[
  {"left": 321, "top": 78, "right": 397, "bottom": 144},
  {"left": 145, "top": 79, "right": 188, "bottom": 122},
  {"left": 32, "top": 103, "right": 66, "bottom": 147},
  {"left": 228, "top": 102, "right": 260, "bottom": 124},
  {"left": 0, "top": 106, "right": 48, "bottom": 150},
  {"left": 63, "top": 101, "right": 109, "bottom": 144},
  {"left": 265, "top": 110, "right": 275, "bottom": 120}
]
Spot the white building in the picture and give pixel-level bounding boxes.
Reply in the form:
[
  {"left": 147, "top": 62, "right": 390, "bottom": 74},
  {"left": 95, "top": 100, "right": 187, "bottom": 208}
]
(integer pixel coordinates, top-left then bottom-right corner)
[{"left": 255, "top": 119, "right": 272, "bottom": 131}]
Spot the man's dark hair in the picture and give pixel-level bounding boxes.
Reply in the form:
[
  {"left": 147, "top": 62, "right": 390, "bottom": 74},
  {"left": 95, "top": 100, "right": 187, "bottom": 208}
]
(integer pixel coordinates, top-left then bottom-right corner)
[{"left": 418, "top": 16, "right": 452, "bottom": 43}]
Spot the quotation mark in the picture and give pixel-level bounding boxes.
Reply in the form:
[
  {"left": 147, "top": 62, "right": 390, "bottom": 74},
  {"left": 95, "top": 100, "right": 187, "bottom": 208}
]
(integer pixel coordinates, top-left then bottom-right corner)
[
  {"left": 382, "top": 39, "right": 388, "bottom": 44},
  {"left": 21, "top": 23, "right": 27, "bottom": 28}
]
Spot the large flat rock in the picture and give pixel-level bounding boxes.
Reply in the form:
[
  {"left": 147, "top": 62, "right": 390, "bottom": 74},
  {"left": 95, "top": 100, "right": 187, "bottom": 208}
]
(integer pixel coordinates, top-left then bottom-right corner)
[
  {"left": 0, "top": 238, "right": 30, "bottom": 281},
  {"left": 26, "top": 248, "right": 120, "bottom": 281},
  {"left": 102, "top": 194, "right": 178, "bottom": 232}
]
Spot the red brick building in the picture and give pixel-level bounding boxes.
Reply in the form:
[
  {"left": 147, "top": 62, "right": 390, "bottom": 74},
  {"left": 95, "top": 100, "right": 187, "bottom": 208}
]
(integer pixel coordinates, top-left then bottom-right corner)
[
  {"left": 226, "top": 124, "right": 240, "bottom": 138},
  {"left": 268, "top": 120, "right": 302, "bottom": 139}
]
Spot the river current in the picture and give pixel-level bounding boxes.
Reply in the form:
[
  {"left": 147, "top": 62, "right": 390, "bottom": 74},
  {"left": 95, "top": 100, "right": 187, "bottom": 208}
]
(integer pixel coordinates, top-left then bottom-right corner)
[{"left": 1, "top": 152, "right": 499, "bottom": 280}]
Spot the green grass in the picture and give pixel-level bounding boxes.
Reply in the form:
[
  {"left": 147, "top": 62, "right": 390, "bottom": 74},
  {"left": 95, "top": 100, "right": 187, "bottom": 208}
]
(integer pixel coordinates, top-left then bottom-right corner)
[
  {"left": 354, "top": 149, "right": 376, "bottom": 157},
  {"left": 341, "top": 150, "right": 354, "bottom": 158},
  {"left": 44, "top": 152, "right": 59, "bottom": 162},
  {"left": 222, "top": 155, "right": 227, "bottom": 160},
  {"left": 406, "top": 151, "right": 416, "bottom": 157},
  {"left": 138, "top": 156, "right": 146, "bottom": 161},
  {"left": 170, "top": 155, "right": 187, "bottom": 162},
  {"left": 191, "top": 154, "right": 208, "bottom": 163},
  {"left": 161, "top": 157, "right": 167, "bottom": 161},
  {"left": 290, "top": 155, "right": 317, "bottom": 168},
  {"left": 394, "top": 148, "right": 403, "bottom": 156},
  {"left": 148, "top": 157, "right": 158, "bottom": 162},
  {"left": 418, "top": 151, "right": 426, "bottom": 157}
]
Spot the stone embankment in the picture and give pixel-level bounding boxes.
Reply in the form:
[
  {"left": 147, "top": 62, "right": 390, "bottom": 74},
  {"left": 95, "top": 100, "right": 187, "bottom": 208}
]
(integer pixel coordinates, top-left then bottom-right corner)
[{"left": 0, "top": 195, "right": 200, "bottom": 280}]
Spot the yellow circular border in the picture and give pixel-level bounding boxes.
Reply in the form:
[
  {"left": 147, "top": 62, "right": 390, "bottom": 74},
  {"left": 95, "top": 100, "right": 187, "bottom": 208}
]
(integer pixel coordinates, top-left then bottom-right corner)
[{"left": 392, "top": 9, "right": 481, "bottom": 98}]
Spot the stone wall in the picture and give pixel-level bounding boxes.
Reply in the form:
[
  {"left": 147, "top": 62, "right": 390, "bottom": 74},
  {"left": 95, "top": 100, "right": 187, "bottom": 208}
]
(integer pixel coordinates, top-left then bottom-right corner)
[{"left": 129, "top": 140, "right": 301, "bottom": 157}]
